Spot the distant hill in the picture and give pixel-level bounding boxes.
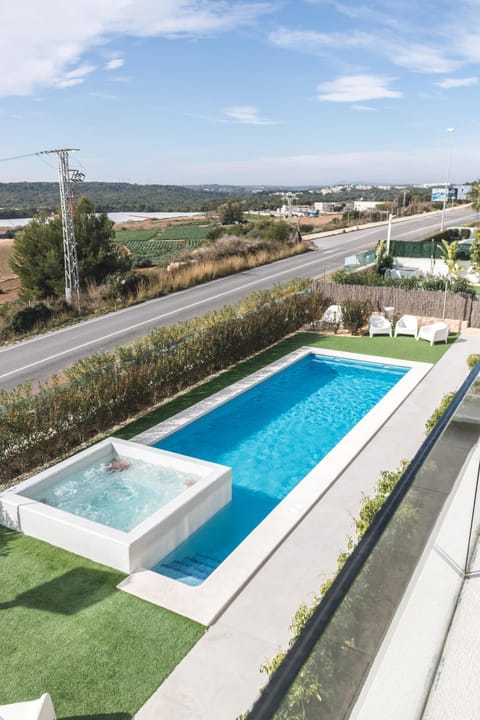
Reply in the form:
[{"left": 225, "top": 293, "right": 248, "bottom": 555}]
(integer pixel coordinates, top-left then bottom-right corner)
[
  {"left": 0, "top": 181, "right": 431, "bottom": 218},
  {"left": 0, "top": 182, "right": 265, "bottom": 217}
]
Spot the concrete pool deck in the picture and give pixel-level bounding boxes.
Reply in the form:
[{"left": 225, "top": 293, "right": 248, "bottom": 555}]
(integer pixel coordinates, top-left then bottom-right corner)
[{"left": 134, "top": 332, "right": 480, "bottom": 720}]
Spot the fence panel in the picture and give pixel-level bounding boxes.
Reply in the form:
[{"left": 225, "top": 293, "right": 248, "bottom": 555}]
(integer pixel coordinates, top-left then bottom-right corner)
[{"left": 314, "top": 280, "right": 476, "bottom": 326}]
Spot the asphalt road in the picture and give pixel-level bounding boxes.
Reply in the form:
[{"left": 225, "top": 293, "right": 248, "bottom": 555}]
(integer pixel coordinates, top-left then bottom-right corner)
[{"left": 0, "top": 205, "right": 476, "bottom": 391}]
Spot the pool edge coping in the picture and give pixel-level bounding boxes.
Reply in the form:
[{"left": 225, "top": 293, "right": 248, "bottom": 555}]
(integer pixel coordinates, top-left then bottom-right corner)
[{"left": 118, "top": 348, "right": 432, "bottom": 626}]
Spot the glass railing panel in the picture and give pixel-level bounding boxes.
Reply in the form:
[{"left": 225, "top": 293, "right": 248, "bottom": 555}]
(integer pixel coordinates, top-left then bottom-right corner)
[
  {"left": 456, "top": 377, "right": 480, "bottom": 572},
  {"left": 250, "top": 366, "right": 480, "bottom": 720},
  {"left": 270, "top": 482, "right": 454, "bottom": 719}
]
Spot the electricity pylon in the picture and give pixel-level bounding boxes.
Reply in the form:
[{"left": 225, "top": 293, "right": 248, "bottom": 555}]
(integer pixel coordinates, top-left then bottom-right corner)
[
  {"left": 38, "top": 148, "right": 84, "bottom": 305},
  {"left": 0, "top": 146, "right": 85, "bottom": 304}
]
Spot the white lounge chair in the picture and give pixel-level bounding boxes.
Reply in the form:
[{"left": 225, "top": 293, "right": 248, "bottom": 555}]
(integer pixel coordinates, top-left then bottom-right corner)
[
  {"left": 368, "top": 314, "right": 392, "bottom": 337},
  {"left": 394, "top": 314, "right": 418, "bottom": 338},
  {"left": 321, "top": 304, "right": 342, "bottom": 324},
  {"left": 0, "top": 693, "right": 56, "bottom": 720},
  {"left": 417, "top": 321, "right": 449, "bottom": 346}
]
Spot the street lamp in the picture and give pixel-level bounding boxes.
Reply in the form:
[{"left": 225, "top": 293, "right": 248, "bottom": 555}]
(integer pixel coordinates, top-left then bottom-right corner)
[{"left": 440, "top": 128, "right": 455, "bottom": 232}]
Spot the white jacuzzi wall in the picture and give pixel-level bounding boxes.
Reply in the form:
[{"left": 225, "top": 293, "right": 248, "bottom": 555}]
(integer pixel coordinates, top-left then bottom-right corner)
[{"left": 0, "top": 438, "right": 231, "bottom": 573}]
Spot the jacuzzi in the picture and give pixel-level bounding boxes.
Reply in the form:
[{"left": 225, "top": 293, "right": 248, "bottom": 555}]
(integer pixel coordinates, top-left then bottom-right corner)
[{"left": 0, "top": 438, "right": 231, "bottom": 573}]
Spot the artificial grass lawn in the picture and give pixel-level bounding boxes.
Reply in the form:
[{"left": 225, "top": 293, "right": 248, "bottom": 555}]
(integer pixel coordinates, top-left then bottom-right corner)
[
  {"left": 117, "top": 330, "right": 456, "bottom": 440},
  {"left": 0, "top": 330, "right": 455, "bottom": 718},
  {"left": 0, "top": 526, "right": 205, "bottom": 719}
]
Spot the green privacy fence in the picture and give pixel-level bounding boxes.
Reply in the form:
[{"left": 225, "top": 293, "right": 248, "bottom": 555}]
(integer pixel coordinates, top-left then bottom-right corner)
[{"left": 390, "top": 240, "right": 471, "bottom": 261}]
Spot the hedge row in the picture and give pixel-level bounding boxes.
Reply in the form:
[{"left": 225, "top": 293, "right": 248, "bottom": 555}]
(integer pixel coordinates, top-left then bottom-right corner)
[{"left": 0, "top": 283, "right": 325, "bottom": 485}]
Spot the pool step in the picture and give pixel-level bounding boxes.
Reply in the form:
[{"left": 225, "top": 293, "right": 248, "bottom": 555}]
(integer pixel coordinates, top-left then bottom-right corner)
[{"left": 158, "top": 552, "right": 221, "bottom": 584}]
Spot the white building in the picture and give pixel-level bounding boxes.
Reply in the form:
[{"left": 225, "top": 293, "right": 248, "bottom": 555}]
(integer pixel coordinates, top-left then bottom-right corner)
[
  {"left": 314, "top": 202, "right": 337, "bottom": 213},
  {"left": 354, "top": 200, "right": 379, "bottom": 212}
]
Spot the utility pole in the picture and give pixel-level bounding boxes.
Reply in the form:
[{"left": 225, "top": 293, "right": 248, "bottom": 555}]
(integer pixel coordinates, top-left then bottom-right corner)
[
  {"left": 386, "top": 213, "right": 395, "bottom": 255},
  {"left": 37, "top": 148, "right": 84, "bottom": 306},
  {"left": 440, "top": 128, "right": 455, "bottom": 232}
]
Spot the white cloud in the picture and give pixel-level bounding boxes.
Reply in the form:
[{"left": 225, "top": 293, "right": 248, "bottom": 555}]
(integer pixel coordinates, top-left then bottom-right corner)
[
  {"left": 104, "top": 58, "right": 124, "bottom": 71},
  {"left": 224, "top": 106, "right": 277, "bottom": 125},
  {"left": 352, "top": 104, "right": 376, "bottom": 111},
  {"left": 317, "top": 74, "right": 402, "bottom": 102},
  {"left": 392, "top": 45, "right": 459, "bottom": 74},
  {"left": 0, "top": 1, "right": 272, "bottom": 97},
  {"left": 269, "top": 25, "right": 459, "bottom": 75},
  {"left": 269, "top": 27, "right": 373, "bottom": 52},
  {"left": 54, "top": 63, "right": 96, "bottom": 89},
  {"left": 435, "top": 76, "right": 478, "bottom": 88}
]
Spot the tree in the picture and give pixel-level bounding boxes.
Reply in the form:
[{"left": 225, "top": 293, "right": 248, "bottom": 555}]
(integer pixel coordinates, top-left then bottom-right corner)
[
  {"left": 73, "top": 197, "right": 127, "bottom": 284},
  {"left": 10, "top": 196, "right": 128, "bottom": 300},
  {"left": 470, "top": 233, "right": 480, "bottom": 279},
  {"left": 265, "top": 219, "right": 292, "bottom": 243},
  {"left": 10, "top": 213, "right": 64, "bottom": 299},
  {"left": 217, "top": 201, "right": 244, "bottom": 225},
  {"left": 468, "top": 180, "right": 480, "bottom": 215}
]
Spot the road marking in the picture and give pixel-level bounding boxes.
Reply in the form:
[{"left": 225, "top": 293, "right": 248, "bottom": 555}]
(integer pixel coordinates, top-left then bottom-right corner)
[{"left": 0, "top": 251, "right": 347, "bottom": 381}]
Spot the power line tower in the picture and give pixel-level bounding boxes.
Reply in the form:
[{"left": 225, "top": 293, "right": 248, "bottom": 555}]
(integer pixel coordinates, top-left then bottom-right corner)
[
  {"left": 38, "top": 148, "right": 84, "bottom": 305},
  {"left": 0, "top": 146, "right": 85, "bottom": 305}
]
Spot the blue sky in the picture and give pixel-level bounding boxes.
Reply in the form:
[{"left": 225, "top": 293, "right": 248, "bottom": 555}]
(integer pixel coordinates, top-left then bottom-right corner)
[{"left": 1, "top": 0, "right": 479, "bottom": 186}]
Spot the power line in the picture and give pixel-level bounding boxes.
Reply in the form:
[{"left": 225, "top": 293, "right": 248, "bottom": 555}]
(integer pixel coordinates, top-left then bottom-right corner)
[{"left": 0, "top": 148, "right": 78, "bottom": 163}]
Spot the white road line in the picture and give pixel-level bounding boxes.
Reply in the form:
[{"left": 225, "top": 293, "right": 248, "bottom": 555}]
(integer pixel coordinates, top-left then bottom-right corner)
[{"left": 0, "top": 251, "right": 342, "bottom": 381}]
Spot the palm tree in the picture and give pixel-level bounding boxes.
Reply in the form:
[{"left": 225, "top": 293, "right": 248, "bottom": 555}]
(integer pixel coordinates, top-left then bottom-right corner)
[
  {"left": 468, "top": 180, "right": 480, "bottom": 216},
  {"left": 440, "top": 239, "right": 461, "bottom": 278}
]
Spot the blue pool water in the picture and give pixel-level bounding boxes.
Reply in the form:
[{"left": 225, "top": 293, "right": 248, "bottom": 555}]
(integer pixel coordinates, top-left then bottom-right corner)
[
  {"left": 32, "top": 458, "right": 196, "bottom": 532},
  {"left": 152, "top": 353, "right": 408, "bottom": 585}
]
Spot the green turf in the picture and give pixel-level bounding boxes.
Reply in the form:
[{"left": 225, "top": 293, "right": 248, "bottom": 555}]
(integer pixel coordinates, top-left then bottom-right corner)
[
  {"left": 0, "top": 526, "right": 205, "bottom": 718},
  {"left": 116, "top": 330, "right": 455, "bottom": 440},
  {"left": 0, "top": 330, "right": 455, "bottom": 717},
  {"left": 307, "top": 331, "right": 456, "bottom": 363}
]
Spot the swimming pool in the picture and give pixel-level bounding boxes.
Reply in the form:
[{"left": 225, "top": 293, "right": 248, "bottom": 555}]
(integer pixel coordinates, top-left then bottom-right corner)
[{"left": 151, "top": 353, "right": 407, "bottom": 586}]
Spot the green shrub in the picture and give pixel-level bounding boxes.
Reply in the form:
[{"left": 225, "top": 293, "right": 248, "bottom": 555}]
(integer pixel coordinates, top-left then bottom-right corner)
[
  {"left": 7, "top": 302, "right": 53, "bottom": 333},
  {"left": 104, "top": 271, "right": 150, "bottom": 299},
  {"left": 205, "top": 226, "right": 223, "bottom": 241},
  {"left": 332, "top": 269, "right": 474, "bottom": 295},
  {"left": 467, "top": 354, "right": 480, "bottom": 369},
  {"left": 425, "top": 392, "right": 456, "bottom": 434},
  {"left": 332, "top": 268, "right": 379, "bottom": 285},
  {"left": 341, "top": 299, "right": 374, "bottom": 335},
  {"left": 131, "top": 256, "right": 153, "bottom": 269}
]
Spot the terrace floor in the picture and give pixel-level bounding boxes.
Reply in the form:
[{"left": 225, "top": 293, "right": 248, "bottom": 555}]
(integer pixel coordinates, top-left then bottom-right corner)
[{"left": 133, "top": 331, "right": 480, "bottom": 719}]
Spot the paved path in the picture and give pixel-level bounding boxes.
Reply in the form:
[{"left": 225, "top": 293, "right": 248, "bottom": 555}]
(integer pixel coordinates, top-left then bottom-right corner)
[{"left": 134, "top": 332, "right": 480, "bottom": 720}]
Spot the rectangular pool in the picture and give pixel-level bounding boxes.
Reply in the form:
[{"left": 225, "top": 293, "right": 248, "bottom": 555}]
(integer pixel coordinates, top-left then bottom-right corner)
[
  {"left": 123, "top": 345, "right": 431, "bottom": 623},
  {"left": 150, "top": 352, "right": 408, "bottom": 585}
]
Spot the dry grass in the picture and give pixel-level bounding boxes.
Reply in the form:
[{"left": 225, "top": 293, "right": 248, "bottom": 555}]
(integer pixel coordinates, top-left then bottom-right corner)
[
  {"left": 0, "top": 242, "right": 20, "bottom": 309},
  {"left": 0, "top": 240, "right": 310, "bottom": 340},
  {"left": 136, "top": 242, "right": 309, "bottom": 302},
  {"left": 0, "top": 242, "right": 14, "bottom": 277}
]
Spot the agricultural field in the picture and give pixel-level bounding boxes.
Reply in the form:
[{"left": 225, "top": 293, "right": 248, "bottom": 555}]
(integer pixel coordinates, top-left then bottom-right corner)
[{"left": 114, "top": 223, "right": 214, "bottom": 266}]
